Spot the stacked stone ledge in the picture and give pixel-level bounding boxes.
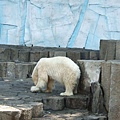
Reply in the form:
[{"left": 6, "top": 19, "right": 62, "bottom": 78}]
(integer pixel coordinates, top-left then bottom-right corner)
[
  {"left": 0, "top": 45, "right": 108, "bottom": 120},
  {"left": 0, "top": 102, "right": 43, "bottom": 120},
  {"left": 101, "top": 60, "right": 120, "bottom": 120},
  {"left": 0, "top": 62, "right": 36, "bottom": 79},
  {"left": 77, "top": 60, "right": 107, "bottom": 114}
]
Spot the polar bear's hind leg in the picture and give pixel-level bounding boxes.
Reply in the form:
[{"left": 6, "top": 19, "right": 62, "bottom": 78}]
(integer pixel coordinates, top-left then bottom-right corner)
[{"left": 45, "top": 77, "right": 54, "bottom": 93}]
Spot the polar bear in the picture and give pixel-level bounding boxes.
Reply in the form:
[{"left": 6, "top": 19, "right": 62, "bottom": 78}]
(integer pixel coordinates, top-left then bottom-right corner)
[{"left": 31, "top": 56, "right": 80, "bottom": 96}]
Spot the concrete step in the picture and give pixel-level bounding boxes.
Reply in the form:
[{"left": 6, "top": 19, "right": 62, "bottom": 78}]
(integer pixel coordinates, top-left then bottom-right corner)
[
  {"left": 33, "top": 109, "right": 107, "bottom": 120},
  {"left": 0, "top": 78, "right": 95, "bottom": 120}
]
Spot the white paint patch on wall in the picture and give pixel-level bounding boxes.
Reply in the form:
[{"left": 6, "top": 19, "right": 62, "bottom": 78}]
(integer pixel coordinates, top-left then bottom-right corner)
[{"left": 0, "top": 0, "right": 120, "bottom": 50}]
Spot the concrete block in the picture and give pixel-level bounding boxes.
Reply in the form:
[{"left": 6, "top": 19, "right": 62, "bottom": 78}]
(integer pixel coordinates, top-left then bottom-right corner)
[
  {"left": 6, "top": 62, "right": 15, "bottom": 78},
  {"left": 100, "top": 40, "right": 116, "bottom": 60},
  {"left": 42, "top": 96, "right": 65, "bottom": 110},
  {"left": 0, "top": 105, "right": 21, "bottom": 120},
  {"left": 15, "top": 63, "right": 28, "bottom": 79},
  {"left": 18, "top": 50, "right": 30, "bottom": 62},
  {"left": 17, "top": 104, "right": 32, "bottom": 120},
  {"left": 0, "top": 62, "right": 7, "bottom": 77},
  {"left": 27, "top": 63, "right": 36, "bottom": 78},
  {"left": 108, "top": 61, "right": 120, "bottom": 120},
  {"left": 3, "top": 48, "right": 11, "bottom": 61},
  {"left": 39, "top": 51, "right": 49, "bottom": 58},
  {"left": 30, "top": 51, "right": 40, "bottom": 62},
  {"left": 30, "top": 102, "right": 43, "bottom": 117},
  {"left": 115, "top": 41, "right": 120, "bottom": 60},
  {"left": 67, "top": 51, "right": 80, "bottom": 62},
  {"left": 54, "top": 51, "right": 66, "bottom": 57},
  {"left": 90, "top": 82, "right": 106, "bottom": 114},
  {"left": 77, "top": 60, "right": 104, "bottom": 92},
  {"left": 80, "top": 51, "right": 90, "bottom": 60},
  {"left": 101, "top": 61, "right": 111, "bottom": 111},
  {"left": 15, "top": 62, "right": 36, "bottom": 79},
  {"left": 90, "top": 51, "right": 99, "bottom": 60},
  {"left": 49, "top": 51, "right": 54, "bottom": 57},
  {"left": 10, "top": 49, "right": 18, "bottom": 62},
  {"left": 65, "top": 95, "right": 88, "bottom": 109},
  {"left": 0, "top": 48, "right": 5, "bottom": 61}
]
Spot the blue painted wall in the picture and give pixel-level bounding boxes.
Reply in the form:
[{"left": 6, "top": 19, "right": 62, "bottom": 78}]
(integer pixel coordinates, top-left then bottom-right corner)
[{"left": 0, "top": 0, "right": 120, "bottom": 50}]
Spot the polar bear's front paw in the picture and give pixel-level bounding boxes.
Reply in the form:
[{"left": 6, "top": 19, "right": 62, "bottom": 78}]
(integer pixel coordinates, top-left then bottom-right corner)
[
  {"left": 60, "top": 92, "right": 73, "bottom": 96},
  {"left": 31, "top": 86, "right": 40, "bottom": 92}
]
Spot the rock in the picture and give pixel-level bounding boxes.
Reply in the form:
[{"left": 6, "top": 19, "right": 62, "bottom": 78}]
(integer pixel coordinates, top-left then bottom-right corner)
[
  {"left": 65, "top": 95, "right": 88, "bottom": 109},
  {"left": 101, "top": 61, "right": 111, "bottom": 111},
  {"left": 100, "top": 40, "right": 116, "bottom": 60},
  {"left": 108, "top": 62, "right": 120, "bottom": 120},
  {"left": 18, "top": 50, "right": 30, "bottom": 62},
  {"left": 15, "top": 62, "right": 36, "bottom": 79},
  {"left": 90, "top": 82, "right": 107, "bottom": 114},
  {"left": 30, "top": 51, "right": 40, "bottom": 62},
  {"left": 17, "top": 104, "right": 32, "bottom": 120},
  {"left": 77, "top": 60, "right": 104, "bottom": 93},
  {"left": 67, "top": 51, "right": 80, "bottom": 62},
  {"left": 30, "top": 102, "right": 44, "bottom": 117},
  {"left": 90, "top": 51, "right": 99, "bottom": 60},
  {"left": 0, "top": 62, "right": 7, "bottom": 77},
  {"left": 15, "top": 63, "right": 28, "bottom": 78},
  {"left": 6, "top": 62, "right": 15, "bottom": 78},
  {"left": 42, "top": 96, "right": 65, "bottom": 110},
  {"left": 84, "top": 115, "right": 107, "bottom": 120},
  {"left": 54, "top": 51, "right": 66, "bottom": 57},
  {"left": 0, "top": 105, "right": 21, "bottom": 120}
]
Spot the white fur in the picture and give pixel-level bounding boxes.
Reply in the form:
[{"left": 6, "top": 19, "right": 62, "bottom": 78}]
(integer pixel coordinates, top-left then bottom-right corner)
[
  {"left": 31, "top": 86, "right": 40, "bottom": 92},
  {"left": 31, "top": 56, "right": 81, "bottom": 96}
]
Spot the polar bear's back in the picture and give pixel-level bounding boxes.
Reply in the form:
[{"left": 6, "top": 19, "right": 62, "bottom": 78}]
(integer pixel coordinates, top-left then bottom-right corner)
[
  {"left": 37, "top": 56, "right": 80, "bottom": 83},
  {"left": 39, "top": 56, "right": 79, "bottom": 71}
]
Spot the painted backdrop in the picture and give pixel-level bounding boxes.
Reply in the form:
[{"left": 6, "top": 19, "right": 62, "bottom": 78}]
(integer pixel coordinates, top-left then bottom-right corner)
[{"left": 0, "top": 0, "right": 120, "bottom": 50}]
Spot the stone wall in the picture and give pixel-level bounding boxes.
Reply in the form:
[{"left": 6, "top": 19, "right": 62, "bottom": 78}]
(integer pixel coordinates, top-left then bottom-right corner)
[
  {"left": 0, "top": 45, "right": 99, "bottom": 63},
  {"left": 0, "top": 45, "right": 99, "bottom": 79}
]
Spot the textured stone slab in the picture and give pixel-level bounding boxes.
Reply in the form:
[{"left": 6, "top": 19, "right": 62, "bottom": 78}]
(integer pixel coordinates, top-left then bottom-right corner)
[
  {"left": 90, "top": 51, "right": 99, "bottom": 60},
  {"left": 43, "top": 96, "right": 65, "bottom": 110},
  {"left": 39, "top": 51, "right": 49, "bottom": 58},
  {"left": 17, "top": 104, "right": 32, "bottom": 120},
  {"left": 65, "top": 95, "right": 88, "bottom": 109},
  {"left": 0, "top": 105, "right": 21, "bottom": 120},
  {"left": 108, "top": 62, "right": 120, "bottom": 120},
  {"left": 116, "top": 41, "right": 120, "bottom": 60},
  {"left": 0, "top": 62, "right": 15, "bottom": 78},
  {"left": 54, "top": 51, "right": 66, "bottom": 56},
  {"left": 100, "top": 40, "right": 116, "bottom": 60},
  {"left": 77, "top": 60, "right": 104, "bottom": 92},
  {"left": 0, "top": 62, "right": 7, "bottom": 77},
  {"left": 15, "top": 62, "right": 36, "bottom": 79},
  {"left": 30, "top": 51, "right": 40, "bottom": 62},
  {"left": 10, "top": 49, "right": 19, "bottom": 62},
  {"left": 80, "top": 51, "right": 90, "bottom": 60},
  {"left": 18, "top": 50, "right": 30, "bottom": 62},
  {"left": 90, "top": 82, "right": 106, "bottom": 114},
  {"left": 15, "top": 63, "right": 29, "bottom": 78},
  {"left": 101, "top": 61, "right": 111, "bottom": 111},
  {"left": 67, "top": 51, "right": 80, "bottom": 62},
  {"left": 30, "top": 102, "right": 43, "bottom": 117},
  {"left": 6, "top": 62, "right": 15, "bottom": 78}
]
